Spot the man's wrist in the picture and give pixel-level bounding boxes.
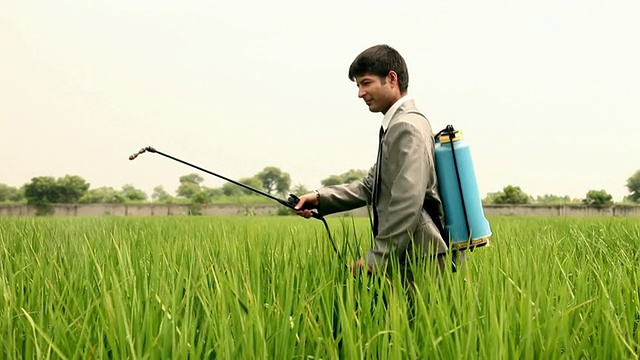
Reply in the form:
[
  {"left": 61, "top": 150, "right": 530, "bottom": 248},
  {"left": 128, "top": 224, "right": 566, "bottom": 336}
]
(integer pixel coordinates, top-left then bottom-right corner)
[{"left": 313, "top": 189, "right": 320, "bottom": 203}]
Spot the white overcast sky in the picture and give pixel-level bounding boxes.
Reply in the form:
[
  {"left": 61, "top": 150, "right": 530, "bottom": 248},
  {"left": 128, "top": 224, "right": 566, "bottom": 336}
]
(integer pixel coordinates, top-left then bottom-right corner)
[{"left": 2, "top": 0, "right": 639, "bottom": 201}]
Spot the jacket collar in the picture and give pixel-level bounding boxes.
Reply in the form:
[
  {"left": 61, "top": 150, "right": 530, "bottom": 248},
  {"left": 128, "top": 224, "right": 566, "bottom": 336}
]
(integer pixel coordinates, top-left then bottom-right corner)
[{"left": 381, "top": 95, "right": 413, "bottom": 132}]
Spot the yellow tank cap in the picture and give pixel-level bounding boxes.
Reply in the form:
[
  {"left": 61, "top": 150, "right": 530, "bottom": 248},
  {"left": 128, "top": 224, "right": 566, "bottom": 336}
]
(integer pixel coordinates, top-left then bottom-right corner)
[{"left": 437, "top": 130, "right": 463, "bottom": 143}]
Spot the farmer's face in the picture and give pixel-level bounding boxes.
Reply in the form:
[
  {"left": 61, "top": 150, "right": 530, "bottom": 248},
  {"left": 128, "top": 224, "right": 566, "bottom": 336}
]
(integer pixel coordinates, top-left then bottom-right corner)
[{"left": 355, "top": 71, "right": 398, "bottom": 114}]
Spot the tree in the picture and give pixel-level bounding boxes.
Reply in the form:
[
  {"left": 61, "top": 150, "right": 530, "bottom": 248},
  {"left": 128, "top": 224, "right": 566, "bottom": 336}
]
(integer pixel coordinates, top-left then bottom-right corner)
[
  {"left": 321, "top": 169, "right": 368, "bottom": 186},
  {"left": 292, "top": 183, "right": 309, "bottom": 195},
  {"left": 191, "top": 191, "right": 210, "bottom": 205},
  {"left": 55, "top": 175, "right": 90, "bottom": 203},
  {"left": 202, "top": 186, "right": 223, "bottom": 199},
  {"left": 535, "top": 194, "right": 575, "bottom": 205},
  {"left": 24, "top": 176, "right": 60, "bottom": 204},
  {"left": 493, "top": 185, "right": 532, "bottom": 204},
  {"left": 23, "top": 176, "right": 64, "bottom": 215},
  {"left": 80, "top": 187, "right": 125, "bottom": 203},
  {"left": 482, "top": 191, "right": 501, "bottom": 204},
  {"left": 176, "top": 173, "right": 205, "bottom": 199},
  {"left": 152, "top": 185, "right": 175, "bottom": 203},
  {"left": 626, "top": 169, "right": 640, "bottom": 203},
  {"left": 9, "top": 186, "right": 25, "bottom": 202},
  {"left": 321, "top": 175, "right": 342, "bottom": 186},
  {"left": 0, "top": 184, "right": 20, "bottom": 202},
  {"left": 121, "top": 184, "right": 148, "bottom": 202},
  {"left": 341, "top": 169, "right": 368, "bottom": 183},
  {"left": 222, "top": 182, "right": 241, "bottom": 197},
  {"left": 582, "top": 189, "right": 613, "bottom": 207},
  {"left": 24, "top": 175, "right": 89, "bottom": 209},
  {"left": 23, "top": 177, "right": 56, "bottom": 215},
  {"left": 220, "top": 177, "right": 263, "bottom": 197},
  {"left": 236, "top": 177, "right": 263, "bottom": 195},
  {"left": 256, "top": 166, "right": 291, "bottom": 196}
]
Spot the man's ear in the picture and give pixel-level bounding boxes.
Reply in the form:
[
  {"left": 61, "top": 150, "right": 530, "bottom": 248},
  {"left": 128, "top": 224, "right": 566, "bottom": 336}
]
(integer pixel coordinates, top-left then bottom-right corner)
[{"left": 387, "top": 70, "right": 398, "bottom": 88}]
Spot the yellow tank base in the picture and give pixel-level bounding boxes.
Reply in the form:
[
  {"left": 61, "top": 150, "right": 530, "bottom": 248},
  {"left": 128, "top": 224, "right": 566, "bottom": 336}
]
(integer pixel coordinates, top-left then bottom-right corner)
[{"left": 450, "top": 236, "right": 491, "bottom": 251}]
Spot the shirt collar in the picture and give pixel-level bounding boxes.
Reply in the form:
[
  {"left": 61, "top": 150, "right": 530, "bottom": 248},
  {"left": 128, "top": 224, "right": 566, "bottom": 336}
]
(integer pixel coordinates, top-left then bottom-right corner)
[{"left": 381, "top": 94, "right": 412, "bottom": 132}]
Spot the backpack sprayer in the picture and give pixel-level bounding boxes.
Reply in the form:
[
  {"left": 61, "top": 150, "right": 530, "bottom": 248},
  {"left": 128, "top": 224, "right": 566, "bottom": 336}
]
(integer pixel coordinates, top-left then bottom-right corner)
[
  {"left": 128, "top": 124, "right": 491, "bottom": 258},
  {"left": 434, "top": 125, "right": 492, "bottom": 250}
]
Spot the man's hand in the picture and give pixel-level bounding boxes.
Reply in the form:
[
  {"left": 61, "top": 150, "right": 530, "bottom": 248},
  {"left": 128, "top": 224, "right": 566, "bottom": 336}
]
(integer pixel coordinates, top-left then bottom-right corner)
[
  {"left": 293, "top": 192, "right": 319, "bottom": 218},
  {"left": 350, "top": 257, "right": 372, "bottom": 276}
]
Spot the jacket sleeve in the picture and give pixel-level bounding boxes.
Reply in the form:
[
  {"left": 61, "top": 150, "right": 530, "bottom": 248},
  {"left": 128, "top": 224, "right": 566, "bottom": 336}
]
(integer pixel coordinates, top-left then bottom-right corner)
[
  {"left": 367, "top": 121, "right": 431, "bottom": 268},
  {"left": 315, "top": 165, "right": 376, "bottom": 216}
]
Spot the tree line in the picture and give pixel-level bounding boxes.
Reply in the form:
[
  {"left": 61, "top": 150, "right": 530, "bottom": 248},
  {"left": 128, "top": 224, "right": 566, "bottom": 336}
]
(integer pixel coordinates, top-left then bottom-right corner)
[
  {"left": 0, "top": 167, "right": 370, "bottom": 214},
  {"left": 1, "top": 167, "right": 639, "bottom": 214}
]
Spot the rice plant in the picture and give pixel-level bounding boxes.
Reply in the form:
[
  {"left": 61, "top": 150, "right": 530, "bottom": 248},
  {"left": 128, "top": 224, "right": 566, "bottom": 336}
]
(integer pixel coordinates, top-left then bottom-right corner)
[{"left": 0, "top": 216, "right": 638, "bottom": 359}]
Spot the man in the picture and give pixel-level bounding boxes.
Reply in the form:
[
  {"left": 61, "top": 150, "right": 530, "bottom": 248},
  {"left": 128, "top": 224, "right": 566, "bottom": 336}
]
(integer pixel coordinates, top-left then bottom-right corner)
[{"left": 294, "top": 44, "right": 453, "bottom": 280}]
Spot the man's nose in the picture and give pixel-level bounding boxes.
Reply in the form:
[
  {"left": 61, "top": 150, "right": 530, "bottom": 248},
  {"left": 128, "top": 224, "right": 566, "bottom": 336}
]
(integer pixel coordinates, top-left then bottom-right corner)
[{"left": 358, "top": 88, "right": 366, "bottom": 98}]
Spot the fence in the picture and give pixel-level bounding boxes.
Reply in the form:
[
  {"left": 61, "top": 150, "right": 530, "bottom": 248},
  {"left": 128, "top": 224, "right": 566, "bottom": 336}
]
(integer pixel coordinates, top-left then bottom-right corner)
[{"left": 1, "top": 203, "right": 640, "bottom": 217}]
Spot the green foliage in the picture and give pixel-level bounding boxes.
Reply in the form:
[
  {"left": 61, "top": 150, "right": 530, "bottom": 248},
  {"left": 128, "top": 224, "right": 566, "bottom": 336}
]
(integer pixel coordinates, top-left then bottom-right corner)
[
  {"left": 10, "top": 186, "right": 26, "bottom": 202},
  {"left": 9, "top": 185, "right": 27, "bottom": 202},
  {"left": 491, "top": 185, "right": 532, "bottom": 204},
  {"left": 582, "top": 189, "right": 613, "bottom": 207},
  {"left": 256, "top": 166, "right": 291, "bottom": 196},
  {"left": 191, "top": 191, "right": 210, "bottom": 205},
  {"left": 626, "top": 169, "right": 640, "bottom": 203},
  {"left": 175, "top": 173, "right": 218, "bottom": 206},
  {"left": 206, "top": 194, "right": 273, "bottom": 204},
  {"left": 176, "top": 173, "right": 205, "bottom": 199},
  {"left": 79, "top": 187, "right": 126, "bottom": 204},
  {"left": 320, "top": 175, "right": 342, "bottom": 186},
  {"left": 221, "top": 182, "right": 241, "bottom": 197},
  {"left": 152, "top": 185, "right": 175, "bottom": 203},
  {"left": 17, "top": 175, "right": 84, "bottom": 210},
  {"left": 482, "top": 191, "right": 500, "bottom": 204},
  {"left": 292, "top": 183, "right": 309, "bottom": 195},
  {"left": 24, "top": 175, "right": 90, "bottom": 210},
  {"left": 236, "top": 176, "right": 263, "bottom": 195},
  {"left": 220, "top": 177, "right": 265, "bottom": 198},
  {"left": 34, "top": 203, "right": 55, "bottom": 216},
  {"left": 23, "top": 176, "right": 57, "bottom": 204},
  {"left": 535, "top": 194, "right": 579, "bottom": 205},
  {"left": 23, "top": 177, "right": 56, "bottom": 215},
  {"left": 486, "top": 190, "right": 577, "bottom": 205},
  {"left": 0, "top": 184, "right": 22, "bottom": 202},
  {"left": 6, "top": 167, "right": 640, "bottom": 208},
  {"left": 321, "top": 169, "right": 368, "bottom": 186},
  {"left": 56, "top": 175, "right": 90, "bottom": 203},
  {"left": 202, "top": 186, "right": 223, "bottom": 199},
  {"left": 620, "top": 195, "right": 636, "bottom": 205},
  {"left": 0, "top": 184, "right": 14, "bottom": 202},
  {"left": 120, "top": 184, "right": 148, "bottom": 202},
  {"left": 188, "top": 203, "right": 204, "bottom": 215}
]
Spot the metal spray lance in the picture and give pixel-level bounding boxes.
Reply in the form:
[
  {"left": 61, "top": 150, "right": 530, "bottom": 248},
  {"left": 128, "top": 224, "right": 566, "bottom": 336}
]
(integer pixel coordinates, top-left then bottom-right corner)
[{"left": 128, "top": 146, "right": 342, "bottom": 262}]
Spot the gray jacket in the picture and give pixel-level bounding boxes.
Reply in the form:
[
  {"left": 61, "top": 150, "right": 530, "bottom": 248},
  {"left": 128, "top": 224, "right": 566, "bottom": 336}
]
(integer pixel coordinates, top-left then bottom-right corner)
[{"left": 317, "top": 100, "right": 448, "bottom": 269}]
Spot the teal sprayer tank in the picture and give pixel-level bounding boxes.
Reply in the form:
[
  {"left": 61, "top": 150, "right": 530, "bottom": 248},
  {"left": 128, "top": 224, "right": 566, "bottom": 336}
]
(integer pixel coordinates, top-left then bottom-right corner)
[{"left": 434, "top": 125, "right": 491, "bottom": 250}]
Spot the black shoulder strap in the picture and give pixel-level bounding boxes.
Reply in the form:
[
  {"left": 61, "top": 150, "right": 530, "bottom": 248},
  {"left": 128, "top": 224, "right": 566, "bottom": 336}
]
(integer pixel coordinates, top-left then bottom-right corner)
[{"left": 405, "top": 109, "right": 450, "bottom": 246}]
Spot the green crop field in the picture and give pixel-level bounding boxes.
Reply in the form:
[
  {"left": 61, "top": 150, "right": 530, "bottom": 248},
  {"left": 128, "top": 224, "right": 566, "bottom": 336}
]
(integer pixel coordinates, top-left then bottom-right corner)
[{"left": 1, "top": 216, "right": 638, "bottom": 359}]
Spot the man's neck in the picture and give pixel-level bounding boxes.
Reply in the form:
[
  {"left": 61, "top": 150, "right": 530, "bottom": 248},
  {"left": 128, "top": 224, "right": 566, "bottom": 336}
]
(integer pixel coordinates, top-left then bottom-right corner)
[{"left": 382, "top": 93, "right": 406, "bottom": 115}]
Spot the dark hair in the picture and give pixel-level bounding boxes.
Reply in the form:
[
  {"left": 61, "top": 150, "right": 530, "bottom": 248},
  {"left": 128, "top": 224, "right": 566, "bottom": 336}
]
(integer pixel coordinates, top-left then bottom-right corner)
[{"left": 348, "top": 44, "right": 409, "bottom": 93}]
